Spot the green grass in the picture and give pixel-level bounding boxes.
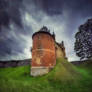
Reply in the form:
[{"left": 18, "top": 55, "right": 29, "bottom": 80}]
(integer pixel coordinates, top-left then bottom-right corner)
[
  {"left": 47, "top": 58, "right": 81, "bottom": 81},
  {"left": 0, "top": 58, "right": 92, "bottom": 92}
]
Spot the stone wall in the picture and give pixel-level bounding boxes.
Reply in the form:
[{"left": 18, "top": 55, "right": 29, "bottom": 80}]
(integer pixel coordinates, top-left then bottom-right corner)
[
  {"left": 55, "top": 43, "right": 64, "bottom": 58},
  {"left": 71, "top": 60, "right": 92, "bottom": 65},
  {"left": 0, "top": 59, "right": 31, "bottom": 68},
  {"left": 55, "top": 43, "right": 67, "bottom": 59},
  {"left": 31, "top": 67, "right": 49, "bottom": 76}
]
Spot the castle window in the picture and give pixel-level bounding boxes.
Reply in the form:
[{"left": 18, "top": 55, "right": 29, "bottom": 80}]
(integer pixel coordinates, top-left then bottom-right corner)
[{"left": 38, "top": 35, "right": 41, "bottom": 40}]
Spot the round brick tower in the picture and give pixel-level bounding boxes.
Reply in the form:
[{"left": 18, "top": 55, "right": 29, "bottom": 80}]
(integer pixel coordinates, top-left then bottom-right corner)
[{"left": 31, "top": 26, "right": 56, "bottom": 76}]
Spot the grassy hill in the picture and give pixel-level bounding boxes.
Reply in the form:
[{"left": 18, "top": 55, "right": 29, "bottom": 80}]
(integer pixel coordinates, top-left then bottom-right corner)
[{"left": 0, "top": 58, "right": 92, "bottom": 92}]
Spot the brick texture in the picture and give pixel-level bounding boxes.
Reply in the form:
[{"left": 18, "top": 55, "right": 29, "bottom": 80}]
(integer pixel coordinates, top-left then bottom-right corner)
[{"left": 31, "top": 33, "right": 56, "bottom": 68}]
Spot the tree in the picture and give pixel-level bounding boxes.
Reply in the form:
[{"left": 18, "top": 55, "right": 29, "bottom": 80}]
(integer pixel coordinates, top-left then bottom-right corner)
[{"left": 74, "top": 19, "right": 92, "bottom": 60}]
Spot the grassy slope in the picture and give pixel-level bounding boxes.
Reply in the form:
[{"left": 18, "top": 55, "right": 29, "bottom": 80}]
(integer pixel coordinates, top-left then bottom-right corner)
[{"left": 0, "top": 58, "right": 92, "bottom": 92}]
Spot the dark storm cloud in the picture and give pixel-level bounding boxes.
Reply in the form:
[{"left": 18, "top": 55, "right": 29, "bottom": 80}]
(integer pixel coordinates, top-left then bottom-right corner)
[
  {"left": 0, "top": 27, "right": 30, "bottom": 60},
  {"left": 0, "top": 0, "right": 33, "bottom": 60},
  {"left": 36, "top": 0, "right": 92, "bottom": 61},
  {"left": 41, "top": 0, "right": 92, "bottom": 16},
  {"left": 38, "top": 0, "right": 92, "bottom": 34},
  {"left": 31, "top": 0, "right": 92, "bottom": 37},
  {"left": 0, "top": 0, "right": 23, "bottom": 29},
  {"left": 0, "top": 0, "right": 92, "bottom": 61}
]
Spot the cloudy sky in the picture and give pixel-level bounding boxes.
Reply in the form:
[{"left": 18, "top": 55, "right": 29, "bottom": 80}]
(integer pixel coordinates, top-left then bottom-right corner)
[{"left": 0, "top": 0, "right": 92, "bottom": 61}]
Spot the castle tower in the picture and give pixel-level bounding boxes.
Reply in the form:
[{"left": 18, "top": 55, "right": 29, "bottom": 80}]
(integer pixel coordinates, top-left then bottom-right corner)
[{"left": 31, "top": 26, "right": 56, "bottom": 76}]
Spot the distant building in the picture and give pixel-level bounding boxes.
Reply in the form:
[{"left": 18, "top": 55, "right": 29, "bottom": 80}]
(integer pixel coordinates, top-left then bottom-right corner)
[{"left": 31, "top": 26, "right": 67, "bottom": 76}]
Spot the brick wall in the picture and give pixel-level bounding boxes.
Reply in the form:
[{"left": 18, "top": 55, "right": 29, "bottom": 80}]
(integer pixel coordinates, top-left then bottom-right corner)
[{"left": 32, "top": 33, "right": 56, "bottom": 68}]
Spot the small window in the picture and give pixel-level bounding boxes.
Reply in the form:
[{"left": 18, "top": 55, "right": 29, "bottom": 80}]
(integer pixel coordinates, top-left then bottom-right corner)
[{"left": 38, "top": 35, "right": 41, "bottom": 40}]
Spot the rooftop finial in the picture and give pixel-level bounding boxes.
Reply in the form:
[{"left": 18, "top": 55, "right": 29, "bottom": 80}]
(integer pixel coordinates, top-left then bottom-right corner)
[
  {"left": 40, "top": 26, "right": 49, "bottom": 32},
  {"left": 52, "top": 31, "right": 55, "bottom": 40}
]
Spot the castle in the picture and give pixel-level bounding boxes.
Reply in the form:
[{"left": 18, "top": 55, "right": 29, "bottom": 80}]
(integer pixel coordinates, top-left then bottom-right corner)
[{"left": 31, "top": 26, "right": 67, "bottom": 76}]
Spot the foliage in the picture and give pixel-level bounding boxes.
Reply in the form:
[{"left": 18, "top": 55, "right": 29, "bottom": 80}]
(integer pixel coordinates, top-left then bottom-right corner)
[{"left": 74, "top": 19, "right": 92, "bottom": 60}]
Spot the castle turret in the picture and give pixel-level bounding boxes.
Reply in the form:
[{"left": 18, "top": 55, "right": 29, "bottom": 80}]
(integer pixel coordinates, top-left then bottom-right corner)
[{"left": 31, "top": 26, "right": 56, "bottom": 76}]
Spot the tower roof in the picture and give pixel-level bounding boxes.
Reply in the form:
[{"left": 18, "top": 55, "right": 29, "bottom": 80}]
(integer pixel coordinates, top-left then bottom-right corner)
[
  {"left": 32, "top": 26, "right": 55, "bottom": 40},
  {"left": 39, "top": 26, "right": 48, "bottom": 32}
]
